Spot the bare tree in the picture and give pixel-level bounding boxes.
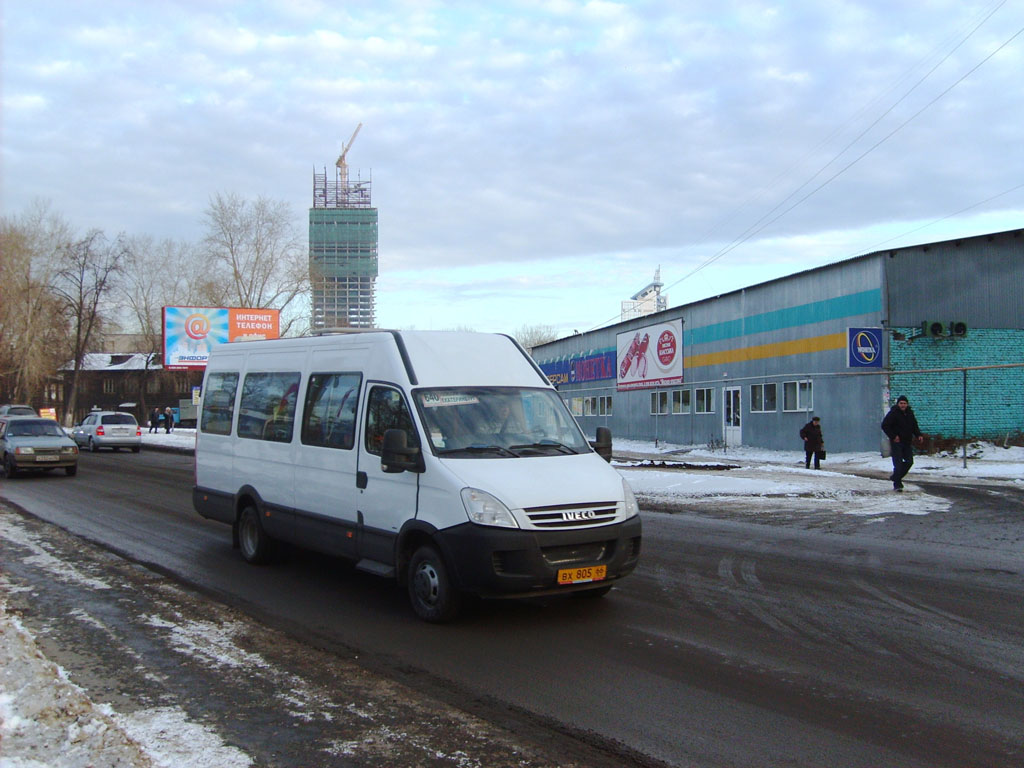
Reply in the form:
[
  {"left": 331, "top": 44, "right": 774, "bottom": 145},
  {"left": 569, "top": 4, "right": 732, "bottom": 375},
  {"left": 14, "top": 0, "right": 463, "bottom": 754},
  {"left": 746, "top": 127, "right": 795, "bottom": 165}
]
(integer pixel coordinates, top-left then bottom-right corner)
[
  {"left": 116, "top": 235, "right": 212, "bottom": 414},
  {"left": 202, "top": 193, "right": 309, "bottom": 336},
  {"left": 0, "top": 201, "right": 73, "bottom": 406},
  {"left": 52, "top": 230, "right": 127, "bottom": 423},
  {"left": 513, "top": 323, "right": 562, "bottom": 353}
]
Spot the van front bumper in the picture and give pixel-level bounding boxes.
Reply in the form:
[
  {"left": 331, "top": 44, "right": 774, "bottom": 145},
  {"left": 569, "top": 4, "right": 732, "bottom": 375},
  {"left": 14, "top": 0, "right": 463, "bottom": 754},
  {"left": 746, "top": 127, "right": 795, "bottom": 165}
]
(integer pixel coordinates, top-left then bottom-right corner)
[{"left": 435, "top": 515, "right": 642, "bottom": 598}]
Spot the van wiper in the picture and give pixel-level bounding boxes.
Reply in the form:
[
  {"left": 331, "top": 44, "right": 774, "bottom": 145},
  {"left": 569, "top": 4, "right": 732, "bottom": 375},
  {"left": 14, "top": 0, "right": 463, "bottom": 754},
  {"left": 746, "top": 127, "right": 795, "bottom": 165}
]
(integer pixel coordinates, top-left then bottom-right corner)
[
  {"left": 508, "top": 441, "right": 578, "bottom": 455},
  {"left": 437, "top": 445, "right": 518, "bottom": 458}
]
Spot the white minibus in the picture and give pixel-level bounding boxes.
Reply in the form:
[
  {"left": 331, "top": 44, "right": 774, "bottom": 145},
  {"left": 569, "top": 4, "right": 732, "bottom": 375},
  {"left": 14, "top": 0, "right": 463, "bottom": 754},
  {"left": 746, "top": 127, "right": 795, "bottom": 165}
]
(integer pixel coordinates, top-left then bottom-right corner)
[{"left": 193, "top": 330, "right": 641, "bottom": 621}]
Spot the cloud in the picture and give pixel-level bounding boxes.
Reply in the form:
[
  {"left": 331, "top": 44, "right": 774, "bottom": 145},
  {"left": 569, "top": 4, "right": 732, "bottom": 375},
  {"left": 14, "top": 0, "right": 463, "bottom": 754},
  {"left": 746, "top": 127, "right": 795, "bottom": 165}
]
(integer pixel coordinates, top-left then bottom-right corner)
[{"left": 3, "top": 1, "right": 1023, "bottom": 334}]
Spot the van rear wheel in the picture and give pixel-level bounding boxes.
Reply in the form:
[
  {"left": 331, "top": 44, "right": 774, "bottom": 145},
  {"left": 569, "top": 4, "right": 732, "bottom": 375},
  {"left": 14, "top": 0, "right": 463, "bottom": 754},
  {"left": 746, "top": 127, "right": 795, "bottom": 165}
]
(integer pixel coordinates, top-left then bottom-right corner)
[
  {"left": 238, "top": 505, "right": 273, "bottom": 564},
  {"left": 408, "top": 545, "right": 461, "bottom": 623}
]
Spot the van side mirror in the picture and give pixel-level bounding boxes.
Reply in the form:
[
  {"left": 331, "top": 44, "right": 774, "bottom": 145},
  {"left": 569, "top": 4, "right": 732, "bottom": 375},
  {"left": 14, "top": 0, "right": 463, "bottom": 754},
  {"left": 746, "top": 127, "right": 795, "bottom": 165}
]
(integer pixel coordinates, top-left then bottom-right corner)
[
  {"left": 591, "top": 426, "right": 613, "bottom": 463},
  {"left": 381, "top": 428, "right": 423, "bottom": 473}
]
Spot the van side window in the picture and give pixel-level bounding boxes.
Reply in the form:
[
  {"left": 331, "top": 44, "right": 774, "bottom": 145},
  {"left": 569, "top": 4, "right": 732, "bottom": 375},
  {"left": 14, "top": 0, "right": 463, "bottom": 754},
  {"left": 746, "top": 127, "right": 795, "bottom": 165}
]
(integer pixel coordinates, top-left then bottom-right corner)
[
  {"left": 238, "top": 372, "right": 301, "bottom": 443},
  {"left": 302, "top": 373, "right": 361, "bottom": 449},
  {"left": 365, "top": 386, "right": 419, "bottom": 456},
  {"left": 200, "top": 372, "right": 239, "bottom": 435}
]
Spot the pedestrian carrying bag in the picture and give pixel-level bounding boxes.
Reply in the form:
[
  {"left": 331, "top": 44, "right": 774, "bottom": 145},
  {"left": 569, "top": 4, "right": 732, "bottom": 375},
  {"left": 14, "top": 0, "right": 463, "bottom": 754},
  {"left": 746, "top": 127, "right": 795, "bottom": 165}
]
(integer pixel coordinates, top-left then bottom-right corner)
[{"left": 819, "top": 448, "right": 826, "bottom": 461}]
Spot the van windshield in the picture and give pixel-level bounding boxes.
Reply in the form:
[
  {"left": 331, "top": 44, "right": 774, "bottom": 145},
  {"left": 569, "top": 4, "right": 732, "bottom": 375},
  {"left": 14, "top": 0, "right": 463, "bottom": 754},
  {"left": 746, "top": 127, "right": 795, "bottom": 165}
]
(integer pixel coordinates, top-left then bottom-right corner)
[{"left": 414, "top": 387, "right": 591, "bottom": 458}]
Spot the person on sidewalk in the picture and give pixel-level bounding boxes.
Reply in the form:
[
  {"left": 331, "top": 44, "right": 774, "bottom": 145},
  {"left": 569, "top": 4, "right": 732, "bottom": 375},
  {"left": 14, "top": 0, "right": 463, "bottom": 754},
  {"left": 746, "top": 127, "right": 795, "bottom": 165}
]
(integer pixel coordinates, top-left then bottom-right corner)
[
  {"left": 799, "top": 416, "right": 824, "bottom": 469},
  {"left": 163, "top": 406, "right": 174, "bottom": 434},
  {"left": 881, "top": 395, "right": 923, "bottom": 492},
  {"left": 148, "top": 407, "right": 160, "bottom": 434}
]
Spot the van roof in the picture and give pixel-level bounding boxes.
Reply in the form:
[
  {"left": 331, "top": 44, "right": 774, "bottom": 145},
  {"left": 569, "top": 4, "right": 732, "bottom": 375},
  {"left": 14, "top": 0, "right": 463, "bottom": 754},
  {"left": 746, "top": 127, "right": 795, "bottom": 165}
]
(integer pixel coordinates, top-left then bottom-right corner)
[{"left": 208, "top": 330, "right": 550, "bottom": 389}]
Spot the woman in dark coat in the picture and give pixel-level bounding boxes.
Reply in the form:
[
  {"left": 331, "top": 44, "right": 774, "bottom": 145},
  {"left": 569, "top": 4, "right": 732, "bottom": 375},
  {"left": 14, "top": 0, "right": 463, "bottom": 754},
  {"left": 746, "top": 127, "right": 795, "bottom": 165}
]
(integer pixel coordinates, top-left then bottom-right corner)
[{"left": 799, "top": 416, "right": 823, "bottom": 469}]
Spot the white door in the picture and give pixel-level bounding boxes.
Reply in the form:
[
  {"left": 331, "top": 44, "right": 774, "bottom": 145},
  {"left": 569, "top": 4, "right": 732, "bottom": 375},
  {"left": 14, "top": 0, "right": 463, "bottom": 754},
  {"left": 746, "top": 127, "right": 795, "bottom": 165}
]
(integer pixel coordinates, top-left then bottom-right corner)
[
  {"left": 356, "top": 384, "right": 420, "bottom": 565},
  {"left": 723, "top": 387, "right": 741, "bottom": 447}
]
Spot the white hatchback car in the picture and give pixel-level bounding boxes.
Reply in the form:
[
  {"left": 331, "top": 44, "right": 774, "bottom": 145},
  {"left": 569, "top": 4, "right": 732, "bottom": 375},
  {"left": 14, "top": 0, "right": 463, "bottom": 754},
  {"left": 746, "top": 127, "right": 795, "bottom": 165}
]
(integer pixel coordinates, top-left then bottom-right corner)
[{"left": 72, "top": 411, "right": 142, "bottom": 452}]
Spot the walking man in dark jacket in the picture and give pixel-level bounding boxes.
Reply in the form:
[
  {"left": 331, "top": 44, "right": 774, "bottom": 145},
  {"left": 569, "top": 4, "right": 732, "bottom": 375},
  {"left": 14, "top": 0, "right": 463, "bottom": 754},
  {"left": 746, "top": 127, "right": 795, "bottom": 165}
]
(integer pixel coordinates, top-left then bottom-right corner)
[
  {"left": 799, "top": 416, "right": 824, "bottom": 469},
  {"left": 881, "top": 395, "right": 923, "bottom": 491}
]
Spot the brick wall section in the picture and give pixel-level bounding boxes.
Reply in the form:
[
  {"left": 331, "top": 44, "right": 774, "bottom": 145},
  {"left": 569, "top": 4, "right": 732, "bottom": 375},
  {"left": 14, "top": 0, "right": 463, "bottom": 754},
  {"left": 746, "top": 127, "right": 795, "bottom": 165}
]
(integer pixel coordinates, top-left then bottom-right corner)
[{"left": 889, "top": 327, "right": 1024, "bottom": 439}]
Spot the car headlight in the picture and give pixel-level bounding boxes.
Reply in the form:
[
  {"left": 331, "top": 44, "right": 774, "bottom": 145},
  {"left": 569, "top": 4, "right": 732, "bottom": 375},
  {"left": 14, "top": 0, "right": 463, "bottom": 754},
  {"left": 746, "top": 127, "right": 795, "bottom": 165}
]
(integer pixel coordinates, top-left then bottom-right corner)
[
  {"left": 62, "top": 446, "right": 78, "bottom": 455},
  {"left": 461, "top": 487, "right": 519, "bottom": 529},
  {"left": 621, "top": 477, "right": 640, "bottom": 519},
  {"left": 14, "top": 446, "right": 34, "bottom": 455}
]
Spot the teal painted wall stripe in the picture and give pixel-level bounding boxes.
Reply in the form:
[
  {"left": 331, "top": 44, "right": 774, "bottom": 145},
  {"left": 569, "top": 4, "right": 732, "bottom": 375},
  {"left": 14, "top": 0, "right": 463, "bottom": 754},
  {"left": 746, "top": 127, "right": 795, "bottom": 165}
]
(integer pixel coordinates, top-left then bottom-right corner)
[{"left": 685, "top": 289, "right": 882, "bottom": 346}]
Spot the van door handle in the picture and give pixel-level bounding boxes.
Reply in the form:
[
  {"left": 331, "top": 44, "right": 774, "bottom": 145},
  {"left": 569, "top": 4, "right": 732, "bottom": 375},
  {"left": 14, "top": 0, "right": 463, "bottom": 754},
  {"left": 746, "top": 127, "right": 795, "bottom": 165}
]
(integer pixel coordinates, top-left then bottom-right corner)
[{"left": 356, "top": 471, "right": 368, "bottom": 489}]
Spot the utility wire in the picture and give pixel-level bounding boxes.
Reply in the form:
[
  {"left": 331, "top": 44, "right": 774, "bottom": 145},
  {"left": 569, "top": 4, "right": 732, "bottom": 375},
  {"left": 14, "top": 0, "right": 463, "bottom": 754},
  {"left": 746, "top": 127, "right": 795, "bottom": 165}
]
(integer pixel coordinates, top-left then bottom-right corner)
[{"left": 587, "top": 7, "right": 1021, "bottom": 331}]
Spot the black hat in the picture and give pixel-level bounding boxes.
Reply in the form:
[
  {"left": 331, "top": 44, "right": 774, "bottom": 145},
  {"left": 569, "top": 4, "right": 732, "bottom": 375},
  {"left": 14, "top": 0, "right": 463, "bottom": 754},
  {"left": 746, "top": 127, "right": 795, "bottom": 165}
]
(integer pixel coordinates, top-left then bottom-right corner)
[{"left": 897, "top": 395, "right": 908, "bottom": 403}]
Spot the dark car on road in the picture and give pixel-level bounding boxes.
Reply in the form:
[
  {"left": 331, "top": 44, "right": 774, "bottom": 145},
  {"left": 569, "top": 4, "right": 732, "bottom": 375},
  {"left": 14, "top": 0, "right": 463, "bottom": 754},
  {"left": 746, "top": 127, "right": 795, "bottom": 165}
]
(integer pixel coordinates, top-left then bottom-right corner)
[
  {"left": 0, "top": 404, "right": 37, "bottom": 416},
  {"left": 0, "top": 415, "right": 79, "bottom": 477}
]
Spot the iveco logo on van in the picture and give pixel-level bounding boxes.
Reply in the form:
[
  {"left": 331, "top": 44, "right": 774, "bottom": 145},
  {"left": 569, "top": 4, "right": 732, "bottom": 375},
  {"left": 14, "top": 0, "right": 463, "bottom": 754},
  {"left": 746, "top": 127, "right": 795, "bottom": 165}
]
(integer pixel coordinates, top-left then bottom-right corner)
[{"left": 562, "top": 509, "right": 597, "bottom": 521}]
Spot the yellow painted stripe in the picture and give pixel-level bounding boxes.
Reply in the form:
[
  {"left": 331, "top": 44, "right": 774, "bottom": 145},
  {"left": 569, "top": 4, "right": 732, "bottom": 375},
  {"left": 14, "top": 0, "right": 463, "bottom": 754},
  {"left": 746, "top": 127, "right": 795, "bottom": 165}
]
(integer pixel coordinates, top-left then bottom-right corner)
[{"left": 686, "top": 332, "right": 848, "bottom": 369}]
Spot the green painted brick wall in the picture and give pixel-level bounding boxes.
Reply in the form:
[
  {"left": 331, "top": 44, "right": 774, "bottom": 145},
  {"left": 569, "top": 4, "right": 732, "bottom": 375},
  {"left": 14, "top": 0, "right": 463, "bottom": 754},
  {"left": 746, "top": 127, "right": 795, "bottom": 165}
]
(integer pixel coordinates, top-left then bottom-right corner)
[{"left": 888, "top": 328, "right": 1024, "bottom": 439}]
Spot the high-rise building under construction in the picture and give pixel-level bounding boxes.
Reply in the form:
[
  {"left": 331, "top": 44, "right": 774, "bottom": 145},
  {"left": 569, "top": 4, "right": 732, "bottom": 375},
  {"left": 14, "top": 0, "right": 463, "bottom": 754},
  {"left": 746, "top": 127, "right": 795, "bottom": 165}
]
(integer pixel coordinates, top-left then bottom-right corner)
[{"left": 310, "top": 124, "right": 378, "bottom": 329}]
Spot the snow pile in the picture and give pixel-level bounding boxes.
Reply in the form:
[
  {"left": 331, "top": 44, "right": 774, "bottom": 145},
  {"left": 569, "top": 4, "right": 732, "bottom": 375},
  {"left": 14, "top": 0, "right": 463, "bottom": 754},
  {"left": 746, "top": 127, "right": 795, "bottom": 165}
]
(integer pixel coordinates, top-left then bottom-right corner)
[{"left": 0, "top": 601, "right": 156, "bottom": 768}]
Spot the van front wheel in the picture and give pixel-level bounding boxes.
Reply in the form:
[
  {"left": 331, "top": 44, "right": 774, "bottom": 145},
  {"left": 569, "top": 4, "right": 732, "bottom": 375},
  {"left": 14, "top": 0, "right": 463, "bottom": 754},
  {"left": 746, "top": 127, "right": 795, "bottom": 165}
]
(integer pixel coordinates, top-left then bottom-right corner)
[
  {"left": 408, "top": 545, "right": 461, "bottom": 623},
  {"left": 238, "top": 505, "right": 272, "bottom": 564}
]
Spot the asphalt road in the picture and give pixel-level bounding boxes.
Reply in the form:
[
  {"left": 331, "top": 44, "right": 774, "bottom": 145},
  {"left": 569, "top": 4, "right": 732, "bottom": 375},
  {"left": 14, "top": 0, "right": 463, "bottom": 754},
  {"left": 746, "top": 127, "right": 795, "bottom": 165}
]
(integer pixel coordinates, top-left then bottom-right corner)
[{"left": 2, "top": 449, "right": 1023, "bottom": 767}]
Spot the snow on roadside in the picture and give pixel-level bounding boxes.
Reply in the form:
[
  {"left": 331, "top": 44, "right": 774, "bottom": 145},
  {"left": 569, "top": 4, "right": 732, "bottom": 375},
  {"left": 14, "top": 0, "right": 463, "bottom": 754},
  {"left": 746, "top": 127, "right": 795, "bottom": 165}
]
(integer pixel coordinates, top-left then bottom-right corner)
[
  {"left": 0, "top": 516, "right": 253, "bottom": 768},
  {"left": 0, "top": 600, "right": 157, "bottom": 768}
]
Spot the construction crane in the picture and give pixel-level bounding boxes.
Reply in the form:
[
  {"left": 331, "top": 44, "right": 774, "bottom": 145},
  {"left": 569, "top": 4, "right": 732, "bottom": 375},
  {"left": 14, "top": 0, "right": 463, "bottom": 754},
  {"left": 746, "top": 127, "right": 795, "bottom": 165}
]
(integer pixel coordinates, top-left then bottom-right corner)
[{"left": 335, "top": 123, "right": 362, "bottom": 187}]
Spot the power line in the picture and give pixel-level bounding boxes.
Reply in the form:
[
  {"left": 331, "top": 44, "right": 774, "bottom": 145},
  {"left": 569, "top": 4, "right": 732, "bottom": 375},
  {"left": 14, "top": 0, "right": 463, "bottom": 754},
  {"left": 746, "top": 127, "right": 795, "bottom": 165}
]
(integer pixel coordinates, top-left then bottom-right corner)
[{"left": 588, "top": 13, "right": 1024, "bottom": 331}]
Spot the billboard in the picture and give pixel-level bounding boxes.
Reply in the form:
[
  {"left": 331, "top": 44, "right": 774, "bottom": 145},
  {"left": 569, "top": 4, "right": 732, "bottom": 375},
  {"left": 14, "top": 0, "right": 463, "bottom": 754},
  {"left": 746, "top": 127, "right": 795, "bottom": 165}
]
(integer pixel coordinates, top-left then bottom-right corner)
[
  {"left": 616, "top": 319, "right": 683, "bottom": 390},
  {"left": 162, "top": 306, "right": 280, "bottom": 370}
]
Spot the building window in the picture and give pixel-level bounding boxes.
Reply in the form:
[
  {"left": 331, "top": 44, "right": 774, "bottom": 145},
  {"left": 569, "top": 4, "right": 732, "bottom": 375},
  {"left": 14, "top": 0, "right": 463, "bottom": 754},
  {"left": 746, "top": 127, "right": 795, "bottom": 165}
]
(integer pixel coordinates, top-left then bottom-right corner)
[
  {"left": 671, "top": 389, "right": 690, "bottom": 414},
  {"left": 570, "top": 397, "right": 583, "bottom": 417},
  {"left": 695, "top": 388, "right": 714, "bottom": 413},
  {"left": 146, "top": 378, "right": 160, "bottom": 394},
  {"left": 783, "top": 380, "right": 813, "bottom": 412},
  {"left": 599, "top": 395, "right": 612, "bottom": 416},
  {"left": 102, "top": 378, "right": 115, "bottom": 394},
  {"left": 750, "top": 383, "right": 777, "bottom": 412},
  {"left": 650, "top": 391, "right": 669, "bottom": 415}
]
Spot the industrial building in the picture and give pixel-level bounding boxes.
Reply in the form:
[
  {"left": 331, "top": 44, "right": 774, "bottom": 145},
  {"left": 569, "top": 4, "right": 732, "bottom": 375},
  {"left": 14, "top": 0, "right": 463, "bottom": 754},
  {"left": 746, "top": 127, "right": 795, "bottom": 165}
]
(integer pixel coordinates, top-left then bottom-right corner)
[
  {"left": 533, "top": 227, "right": 1024, "bottom": 453},
  {"left": 310, "top": 124, "right": 378, "bottom": 330}
]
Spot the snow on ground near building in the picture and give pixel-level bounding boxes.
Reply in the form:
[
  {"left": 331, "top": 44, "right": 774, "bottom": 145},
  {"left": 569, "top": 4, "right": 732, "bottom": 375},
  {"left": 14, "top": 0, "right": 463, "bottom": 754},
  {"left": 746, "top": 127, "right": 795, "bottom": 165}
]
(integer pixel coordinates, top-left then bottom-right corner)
[
  {"left": 612, "top": 437, "right": 1024, "bottom": 518},
  {"left": 2, "top": 429, "right": 1021, "bottom": 766}
]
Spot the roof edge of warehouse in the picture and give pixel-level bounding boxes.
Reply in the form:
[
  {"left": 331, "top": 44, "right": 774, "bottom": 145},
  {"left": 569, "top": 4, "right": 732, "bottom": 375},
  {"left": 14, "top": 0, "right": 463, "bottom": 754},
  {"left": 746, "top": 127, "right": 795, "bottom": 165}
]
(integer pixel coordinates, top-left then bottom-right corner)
[{"left": 536, "top": 226, "right": 1024, "bottom": 347}]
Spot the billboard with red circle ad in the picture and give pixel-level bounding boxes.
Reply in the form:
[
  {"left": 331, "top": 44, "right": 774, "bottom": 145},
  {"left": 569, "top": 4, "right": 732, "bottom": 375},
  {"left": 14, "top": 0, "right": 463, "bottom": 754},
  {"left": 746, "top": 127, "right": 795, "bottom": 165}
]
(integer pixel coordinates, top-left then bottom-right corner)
[
  {"left": 616, "top": 319, "right": 683, "bottom": 390},
  {"left": 162, "top": 306, "right": 280, "bottom": 370}
]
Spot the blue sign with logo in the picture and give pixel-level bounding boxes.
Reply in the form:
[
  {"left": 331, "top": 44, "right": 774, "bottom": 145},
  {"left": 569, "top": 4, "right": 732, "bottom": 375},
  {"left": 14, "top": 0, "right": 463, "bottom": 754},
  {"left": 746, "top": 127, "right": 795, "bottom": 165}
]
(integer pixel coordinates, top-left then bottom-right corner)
[{"left": 848, "top": 327, "right": 883, "bottom": 368}]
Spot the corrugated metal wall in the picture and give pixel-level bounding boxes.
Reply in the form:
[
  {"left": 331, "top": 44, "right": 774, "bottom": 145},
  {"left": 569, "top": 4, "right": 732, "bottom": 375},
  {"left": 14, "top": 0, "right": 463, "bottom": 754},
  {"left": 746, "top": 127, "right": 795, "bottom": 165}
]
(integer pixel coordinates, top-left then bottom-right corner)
[{"left": 535, "top": 227, "right": 1024, "bottom": 453}]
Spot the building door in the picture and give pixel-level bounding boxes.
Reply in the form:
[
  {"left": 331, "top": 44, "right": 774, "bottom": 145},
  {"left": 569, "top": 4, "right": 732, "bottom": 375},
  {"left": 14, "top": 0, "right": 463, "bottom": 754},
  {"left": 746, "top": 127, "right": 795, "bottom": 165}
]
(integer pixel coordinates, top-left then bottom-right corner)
[{"left": 723, "top": 387, "right": 741, "bottom": 447}]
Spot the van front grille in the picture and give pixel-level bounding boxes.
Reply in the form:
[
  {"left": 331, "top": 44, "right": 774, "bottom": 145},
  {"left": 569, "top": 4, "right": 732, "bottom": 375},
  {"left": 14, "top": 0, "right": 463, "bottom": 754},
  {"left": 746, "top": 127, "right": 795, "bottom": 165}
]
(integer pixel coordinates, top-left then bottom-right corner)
[{"left": 523, "top": 500, "right": 618, "bottom": 529}]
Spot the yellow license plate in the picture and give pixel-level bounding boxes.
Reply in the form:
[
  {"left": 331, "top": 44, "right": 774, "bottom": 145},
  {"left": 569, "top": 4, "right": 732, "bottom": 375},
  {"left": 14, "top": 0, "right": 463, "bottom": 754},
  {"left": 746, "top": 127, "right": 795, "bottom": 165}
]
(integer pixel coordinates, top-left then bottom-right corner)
[{"left": 557, "top": 565, "right": 607, "bottom": 585}]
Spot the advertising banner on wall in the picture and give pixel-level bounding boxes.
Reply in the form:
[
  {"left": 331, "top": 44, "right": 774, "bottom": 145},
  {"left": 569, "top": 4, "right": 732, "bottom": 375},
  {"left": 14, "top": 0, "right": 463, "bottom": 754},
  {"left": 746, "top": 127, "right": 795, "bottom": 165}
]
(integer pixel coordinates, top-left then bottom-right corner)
[
  {"left": 162, "top": 306, "right": 281, "bottom": 370},
  {"left": 616, "top": 319, "right": 683, "bottom": 390},
  {"left": 538, "top": 349, "right": 617, "bottom": 386},
  {"left": 847, "top": 327, "right": 883, "bottom": 368}
]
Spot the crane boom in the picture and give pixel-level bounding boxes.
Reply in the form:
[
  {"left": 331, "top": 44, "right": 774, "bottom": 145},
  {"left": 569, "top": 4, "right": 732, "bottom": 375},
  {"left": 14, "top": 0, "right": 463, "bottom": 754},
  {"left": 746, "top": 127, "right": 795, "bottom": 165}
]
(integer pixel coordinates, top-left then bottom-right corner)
[{"left": 336, "top": 122, "right": 363, "bottom": 169}]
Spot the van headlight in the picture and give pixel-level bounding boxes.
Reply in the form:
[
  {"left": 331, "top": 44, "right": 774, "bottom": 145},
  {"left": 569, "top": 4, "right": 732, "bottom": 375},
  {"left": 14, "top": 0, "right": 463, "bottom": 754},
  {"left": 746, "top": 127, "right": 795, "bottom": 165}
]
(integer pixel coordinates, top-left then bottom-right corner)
[
  {"left": 461, "top": 488, "right": 519, "bottom": 529},
  {"left": 621, "top": 478, "right": 640, "bottom": 519}
]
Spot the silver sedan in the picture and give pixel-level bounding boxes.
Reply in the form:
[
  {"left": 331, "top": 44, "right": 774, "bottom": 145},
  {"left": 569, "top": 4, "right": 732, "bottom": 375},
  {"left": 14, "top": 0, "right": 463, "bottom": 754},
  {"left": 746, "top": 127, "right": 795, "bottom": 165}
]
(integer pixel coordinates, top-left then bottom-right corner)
[{"left": 71, "top": 411, "right": 143, "bottom": 452}]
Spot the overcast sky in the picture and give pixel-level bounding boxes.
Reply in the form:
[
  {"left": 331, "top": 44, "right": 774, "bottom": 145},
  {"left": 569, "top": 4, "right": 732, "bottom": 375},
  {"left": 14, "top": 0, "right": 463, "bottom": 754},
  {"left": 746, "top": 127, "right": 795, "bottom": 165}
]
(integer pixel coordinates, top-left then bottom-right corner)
[{"left": 3, "top": 1, "right": 1023, "bottom": 336}]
